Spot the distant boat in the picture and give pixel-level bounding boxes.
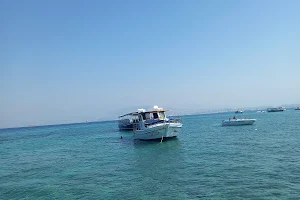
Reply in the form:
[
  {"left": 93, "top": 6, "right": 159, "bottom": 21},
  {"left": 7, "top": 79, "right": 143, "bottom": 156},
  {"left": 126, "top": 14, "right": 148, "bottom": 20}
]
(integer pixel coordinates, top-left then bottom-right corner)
[
  {"left": 257, "top": 110, "right": 265, "bottom": 113},
  {"left": 28, "top": 124, "right": 36, "bottom": 127},
  {"left": 222, "top": 118, "right": 256, "bottom": 126},
  {"left": 235, "top": 109, "right": 243, "bottom": 113},
  {"left": 267, "top": 107, "right": 285, "bottom": 112},
  {"left": 295, "top": 107, "right": 300, "bottom": 110}
]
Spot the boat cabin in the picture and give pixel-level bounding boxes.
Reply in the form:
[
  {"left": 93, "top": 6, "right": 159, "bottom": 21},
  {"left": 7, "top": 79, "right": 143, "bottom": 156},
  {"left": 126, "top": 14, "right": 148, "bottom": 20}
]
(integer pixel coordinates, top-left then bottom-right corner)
[
  {"left": 118, "top": 112, "right": 139, "bottom": 130},
  {"left": 132, "top": 110, "right": 168, "bottom": 130},
  {"left": 138, "top": 110, "right": 167, "bottom": 121}
]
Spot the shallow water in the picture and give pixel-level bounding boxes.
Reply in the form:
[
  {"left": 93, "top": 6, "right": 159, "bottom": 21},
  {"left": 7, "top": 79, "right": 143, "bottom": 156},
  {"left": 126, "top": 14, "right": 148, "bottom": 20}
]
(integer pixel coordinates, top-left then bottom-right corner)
[{"left": 1, "top": 110, "right": 300, "bottom": 199}]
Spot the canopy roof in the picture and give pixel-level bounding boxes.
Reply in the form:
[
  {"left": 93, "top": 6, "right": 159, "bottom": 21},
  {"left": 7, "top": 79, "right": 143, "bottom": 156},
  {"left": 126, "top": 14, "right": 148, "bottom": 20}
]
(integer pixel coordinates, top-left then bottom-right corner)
[
  {"left": 143, "top": 110, "right": 168, "bottom": 113},
  {"left": 118, "top": 110, "right": 168, "bottom": 118},
  {"left": 118, "top": 112, "right": 139, "bottom": 118}
]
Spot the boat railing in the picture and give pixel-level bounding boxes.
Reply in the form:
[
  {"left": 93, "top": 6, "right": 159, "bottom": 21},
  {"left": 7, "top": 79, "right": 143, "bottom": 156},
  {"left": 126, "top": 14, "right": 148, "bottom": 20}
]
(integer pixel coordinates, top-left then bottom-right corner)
[
  {"left": 118, "top": 118, "right": 131, "bottom": 124},
  {"left": 168, "top": 118, "right": 182, "bottom": 123}
]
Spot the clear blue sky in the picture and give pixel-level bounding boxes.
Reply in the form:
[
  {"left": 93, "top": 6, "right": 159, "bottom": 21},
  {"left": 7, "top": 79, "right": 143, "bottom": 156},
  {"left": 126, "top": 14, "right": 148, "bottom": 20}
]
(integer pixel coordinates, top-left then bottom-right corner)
[{"left": 1, "top": 0, "right": 300, "bottom": 128}]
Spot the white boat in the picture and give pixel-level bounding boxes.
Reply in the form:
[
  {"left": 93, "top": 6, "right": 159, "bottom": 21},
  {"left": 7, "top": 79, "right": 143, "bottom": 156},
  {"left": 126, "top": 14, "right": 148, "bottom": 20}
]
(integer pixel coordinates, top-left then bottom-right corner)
[
  {"left": 256, "top": 110, "right": 265, "bottom": 113},
  {"left": 235, "top": 109, "right": 243, "bottom": 113},
  {"left": 222, "top": 118, "right": 256, "bottom": 126},
  {"left": 267, "top": 107, "right": 285, "bottom": 112},
  {"left": 295, "top": 107, "right": 300, "bottom": 110},
  {"left": 132, "top": 106, "right": 182, "bottom": 140},
  {"left": 118, "top": 112, "right": 139, "bottom": 130}
]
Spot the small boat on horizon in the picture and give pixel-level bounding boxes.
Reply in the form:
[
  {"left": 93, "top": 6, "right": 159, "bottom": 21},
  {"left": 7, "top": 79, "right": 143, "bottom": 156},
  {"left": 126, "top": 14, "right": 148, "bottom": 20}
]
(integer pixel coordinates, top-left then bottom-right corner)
[
  {"left": 256, "top": 110, "right": 265, "bottom": 113},
  {"left": 235, "top": 109, "right": 243, "bottom": 113},
  {"left": 295, "top": 107, "right": 300, "bottom": 110},
  {"left": 267, "top": 107, "right": 285, "bottom": 112},
  {"left": 222, "top": 117, "right": 256, "bottom": 126}
]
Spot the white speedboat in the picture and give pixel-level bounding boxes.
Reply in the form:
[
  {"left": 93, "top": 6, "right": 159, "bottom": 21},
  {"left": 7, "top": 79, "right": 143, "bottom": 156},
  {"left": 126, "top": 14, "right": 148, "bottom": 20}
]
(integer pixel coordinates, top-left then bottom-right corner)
[
  {"left": 235, "top": 109, "right": 243, "bottom": 113},
  {"left": 132, "top": 106, "right": 182, "bottom": 140},
  {"left": 222, "top": 118, "right": 256, "bottom": 126}
]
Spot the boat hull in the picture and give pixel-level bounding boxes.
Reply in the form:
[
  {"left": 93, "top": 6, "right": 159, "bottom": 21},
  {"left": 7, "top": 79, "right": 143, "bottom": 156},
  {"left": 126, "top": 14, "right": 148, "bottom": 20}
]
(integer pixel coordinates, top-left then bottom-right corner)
[
  {"left": 267, "top": 110, "right": 284, "bottom": 112},
  {"left": 118, "top": 124, "right": 134, "bottom": 131},
  {"left": 134, "top": 123, "right": 182, "bottom": 140},
  {"left": 118, "top": 118, "right": 135, "bottom": 130},
  {"left": 222, "top": 119, "right": 256, "bottom": 126},
  {"left": 267, "top": 107, "right": 285, "bottom": 112}
]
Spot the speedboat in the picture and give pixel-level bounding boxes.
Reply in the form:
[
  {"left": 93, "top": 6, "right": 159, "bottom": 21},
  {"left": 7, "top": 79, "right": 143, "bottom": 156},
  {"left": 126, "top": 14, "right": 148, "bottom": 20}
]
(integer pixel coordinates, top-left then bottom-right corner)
[
  {"left": 222, "top": 118, "right": 256, "bottom": 126},
  {"left": 235, "top": 109, "right": 243, "bottom": 113},
  {"left": 132, "top": 106, "right": 182, "bottom": 140},
  {"left": 267, "top": 107, "right": 285, "bottom": 112}
]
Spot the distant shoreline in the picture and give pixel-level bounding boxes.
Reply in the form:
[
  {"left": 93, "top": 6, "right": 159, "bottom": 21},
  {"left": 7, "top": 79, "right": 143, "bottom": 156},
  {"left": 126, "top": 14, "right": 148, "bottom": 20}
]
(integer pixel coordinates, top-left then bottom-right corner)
[{"left": 0, "top": 120, "right": 117, "bottom": 131}]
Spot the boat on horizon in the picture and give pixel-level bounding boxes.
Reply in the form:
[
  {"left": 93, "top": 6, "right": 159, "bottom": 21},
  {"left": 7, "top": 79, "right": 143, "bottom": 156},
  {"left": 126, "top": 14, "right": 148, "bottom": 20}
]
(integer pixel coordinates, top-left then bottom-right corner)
[
  {"left": 257, "top": 110, "right": 265, "bottom": 113},
  {"left": 222, "top": 117, "right": 256, "bottom": 126},
  {"left": 131, "top": 106, "right": 183, "bottom": 140},
  {"left": 295, "top": 107, "right": 300, "bottom": 110},
  {"left": 267, "top": 107, "right": 285, "bottom": 112},
  {"left": 235, "top": 109, "right": 243, "bottom": 113}
]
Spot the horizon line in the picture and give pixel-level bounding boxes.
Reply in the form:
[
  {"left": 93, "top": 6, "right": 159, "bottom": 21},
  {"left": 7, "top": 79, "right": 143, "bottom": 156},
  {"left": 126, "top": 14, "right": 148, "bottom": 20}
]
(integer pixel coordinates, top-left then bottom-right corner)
[{"left": 1, "top": 105, "right": 298, "bottom": 130}]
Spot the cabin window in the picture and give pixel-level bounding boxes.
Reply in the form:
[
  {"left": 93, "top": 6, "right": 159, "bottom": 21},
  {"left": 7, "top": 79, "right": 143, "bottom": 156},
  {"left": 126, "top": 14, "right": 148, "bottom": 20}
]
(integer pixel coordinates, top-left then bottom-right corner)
[
  {"left": 145, "top": 113, "right": 151, "bottom": 120},
  {"left": 139, "top": 115, "right": 143, "bottom": 121},
  {"left": 153, "top": 112, "right": 159, "bottom": 119},
  {"left": 159, "top": 112, "right": 165, "bottom": 120},
  {"left": 141, "top": 113, "right": 146, "bottom": 120}
]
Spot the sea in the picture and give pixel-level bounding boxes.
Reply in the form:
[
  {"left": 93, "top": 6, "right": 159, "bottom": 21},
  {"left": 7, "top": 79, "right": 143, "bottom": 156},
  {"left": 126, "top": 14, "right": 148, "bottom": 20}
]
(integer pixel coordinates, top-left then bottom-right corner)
[{"left": 1, "top": 110, "right": 300, "bottom": 199}]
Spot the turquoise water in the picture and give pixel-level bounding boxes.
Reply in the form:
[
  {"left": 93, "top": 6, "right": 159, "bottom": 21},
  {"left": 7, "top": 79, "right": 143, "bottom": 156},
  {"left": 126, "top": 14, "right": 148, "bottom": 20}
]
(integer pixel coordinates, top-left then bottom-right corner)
[{"left": 1, "top": 110, "right": 300, "bottom": 199}]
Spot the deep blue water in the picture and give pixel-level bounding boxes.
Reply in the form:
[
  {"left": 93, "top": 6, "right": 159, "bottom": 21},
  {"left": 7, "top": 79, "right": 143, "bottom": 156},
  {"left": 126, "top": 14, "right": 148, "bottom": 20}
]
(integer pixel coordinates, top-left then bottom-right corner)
[{"left": 1, "top": 110, "right": 300, "bottom": 199}]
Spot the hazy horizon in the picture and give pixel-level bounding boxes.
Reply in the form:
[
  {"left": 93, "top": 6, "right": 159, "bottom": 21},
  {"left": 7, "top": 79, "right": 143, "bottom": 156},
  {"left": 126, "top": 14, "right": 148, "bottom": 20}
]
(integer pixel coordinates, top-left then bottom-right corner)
[
  {"left": 1, "top": 103, "right": 299, "bottom": 129},
  {"left": 1, "top": 0, "right": 300, "bottom": 128}
]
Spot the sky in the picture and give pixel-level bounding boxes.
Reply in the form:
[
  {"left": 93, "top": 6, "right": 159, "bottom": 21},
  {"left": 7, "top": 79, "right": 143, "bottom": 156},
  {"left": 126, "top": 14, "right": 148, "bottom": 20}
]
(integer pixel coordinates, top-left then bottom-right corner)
[{"left": 1, "top": 0, "right": 300, "bottom": 128}]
